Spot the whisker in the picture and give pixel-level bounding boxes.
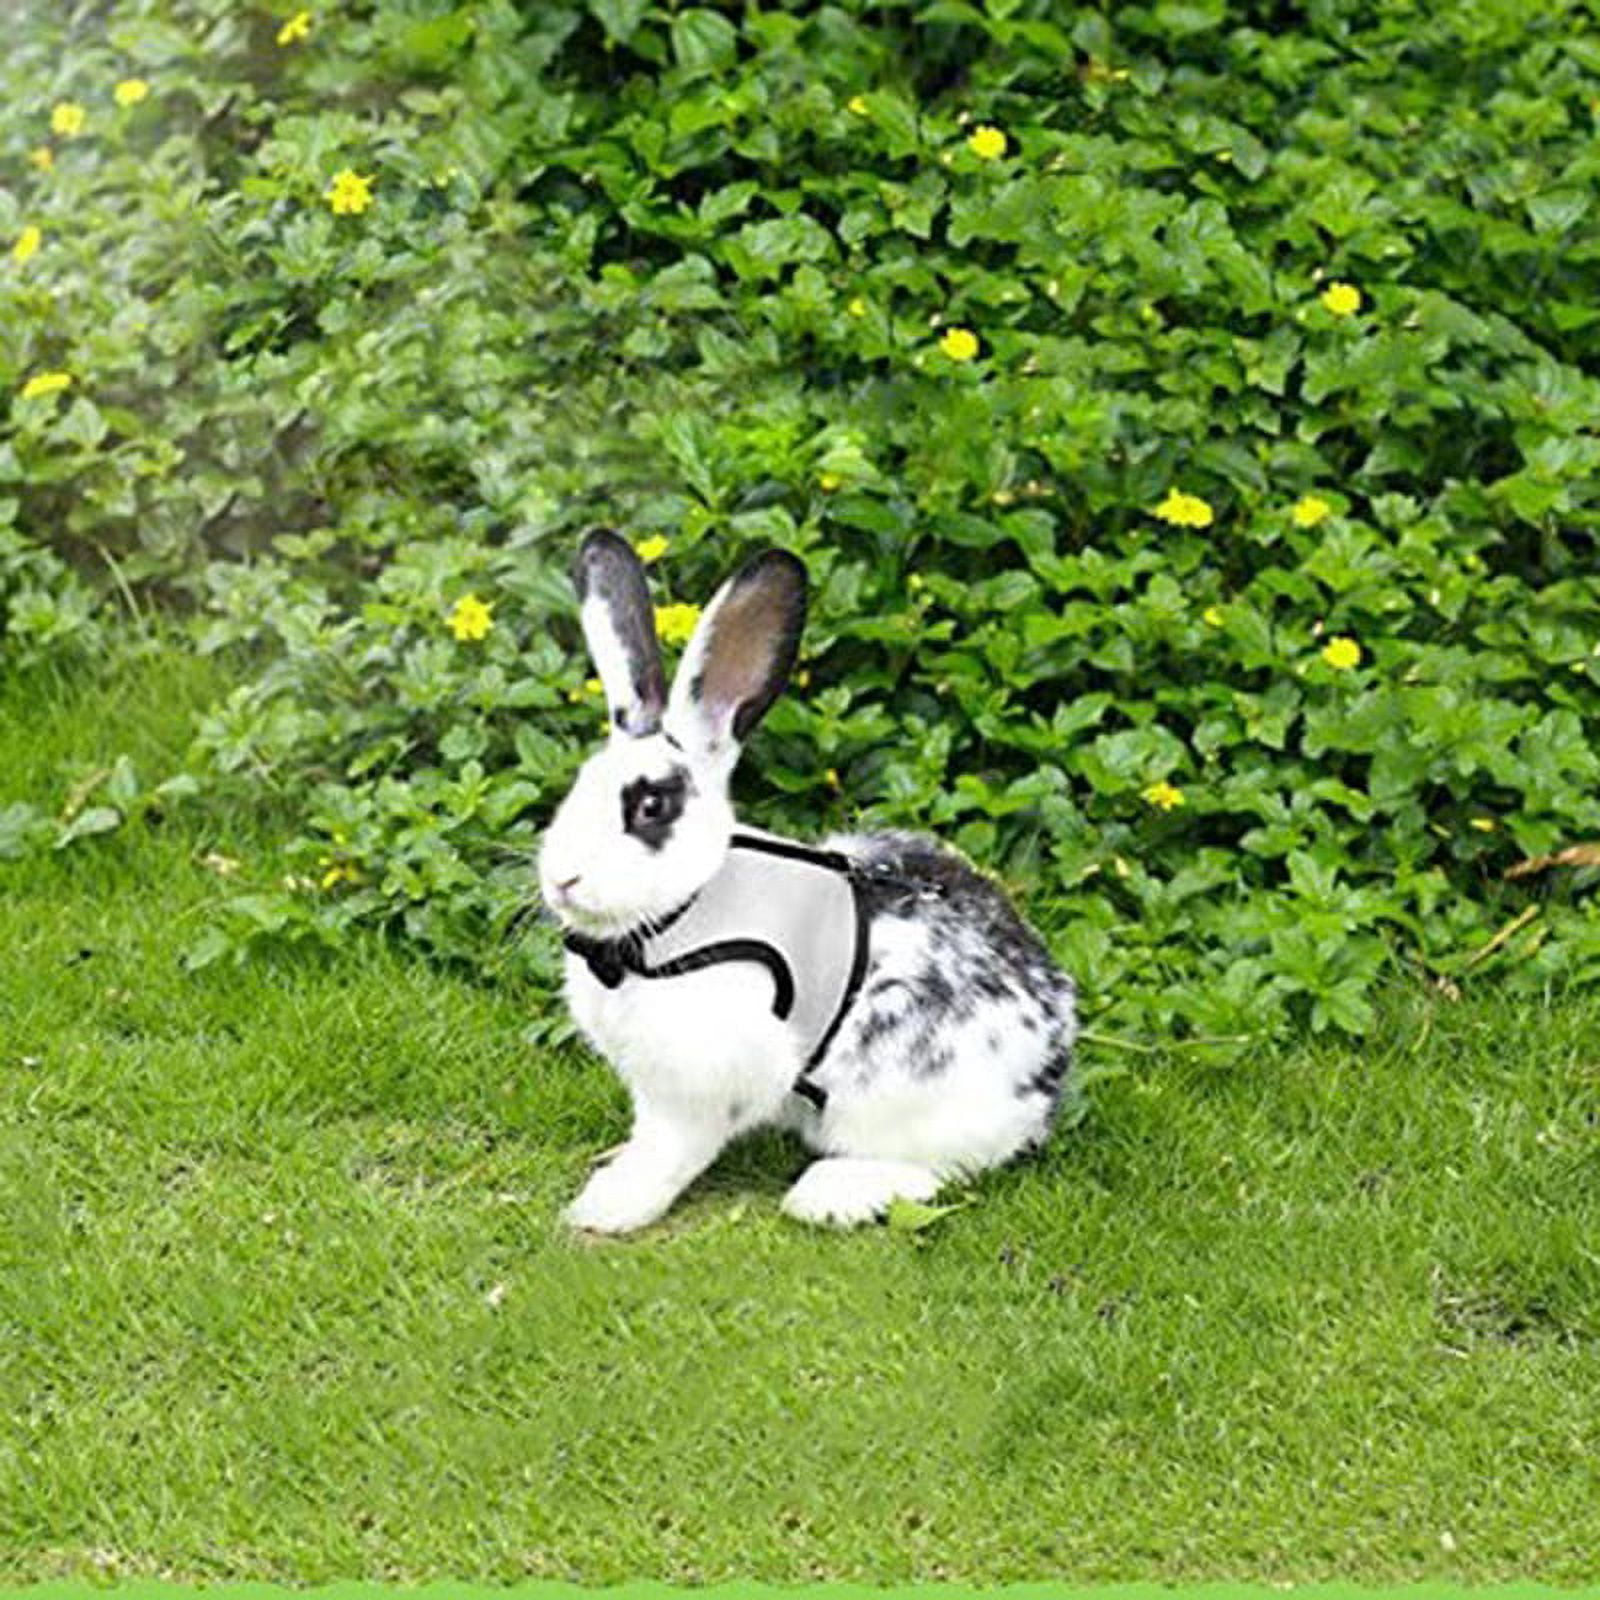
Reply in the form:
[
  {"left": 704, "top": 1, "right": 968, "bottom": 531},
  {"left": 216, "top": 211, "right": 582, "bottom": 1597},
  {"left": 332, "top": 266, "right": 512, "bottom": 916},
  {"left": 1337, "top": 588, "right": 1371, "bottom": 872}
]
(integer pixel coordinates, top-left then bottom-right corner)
[
  {"left": 488, "top": 841, "right": 542, "bottom": 865},
  {"left": 502, "top": 903, "right": 545, "bottom": 944}
]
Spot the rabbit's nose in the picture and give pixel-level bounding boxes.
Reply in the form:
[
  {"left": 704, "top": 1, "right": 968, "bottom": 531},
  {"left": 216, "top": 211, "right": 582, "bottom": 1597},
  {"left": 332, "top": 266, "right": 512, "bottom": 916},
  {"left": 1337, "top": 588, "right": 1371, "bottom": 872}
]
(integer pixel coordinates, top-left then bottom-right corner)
[{"left": 554, "top": 874, "right": 581, "bottom": 893}]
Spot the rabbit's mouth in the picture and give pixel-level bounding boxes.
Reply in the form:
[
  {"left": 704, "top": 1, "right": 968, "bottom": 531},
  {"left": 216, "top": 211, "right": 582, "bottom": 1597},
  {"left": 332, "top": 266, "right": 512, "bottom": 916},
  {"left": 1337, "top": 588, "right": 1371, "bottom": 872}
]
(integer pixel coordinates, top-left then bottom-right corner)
[
  {"left": 543, "top": 880, "right": 611, "bottom": 932},
  {"left": 538, "top": 873, "right": 582, "bottom": 920},
  {"left": 542, "top": 879, "right": 646, "bottom": 940}
]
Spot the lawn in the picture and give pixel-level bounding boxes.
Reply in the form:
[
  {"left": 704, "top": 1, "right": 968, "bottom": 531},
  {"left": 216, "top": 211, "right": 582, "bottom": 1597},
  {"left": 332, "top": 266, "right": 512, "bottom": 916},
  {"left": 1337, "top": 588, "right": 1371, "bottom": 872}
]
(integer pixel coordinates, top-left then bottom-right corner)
[{"left": 2, "top": 646, "right": 1599, "bottom": 1583}]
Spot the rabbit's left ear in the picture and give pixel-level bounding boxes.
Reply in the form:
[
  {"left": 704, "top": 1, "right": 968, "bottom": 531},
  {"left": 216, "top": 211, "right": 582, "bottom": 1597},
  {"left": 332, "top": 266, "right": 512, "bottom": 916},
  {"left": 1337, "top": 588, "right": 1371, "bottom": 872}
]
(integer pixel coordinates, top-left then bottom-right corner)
[
  {"left": 572, "top": 529, "right": 667, "bottom": 738},
  {"left": 666, "top": 549, "right": 807, "bottom": 765}
]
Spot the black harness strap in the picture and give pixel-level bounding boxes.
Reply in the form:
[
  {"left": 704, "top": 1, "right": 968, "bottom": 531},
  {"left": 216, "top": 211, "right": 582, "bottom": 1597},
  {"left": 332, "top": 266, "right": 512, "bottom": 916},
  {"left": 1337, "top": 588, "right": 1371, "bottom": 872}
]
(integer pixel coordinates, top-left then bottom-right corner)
[
  {"left": 649, "top": 939, "right": 796, "bottom": 1019},
  {"left": 791, "top": 1077, "right": 828, "bottom": 1111},
  {"left": 562, "top": 833, "right": 873, "bottom": 1111},
  {"left": 801, "top": 881, "right": 871, "bottom": 1074},
  {"left": 726, "top": 832, "right": 854, "bottom": 874},
  {"left": 561, "top": 893, "right": 698, "bottom": 989}
]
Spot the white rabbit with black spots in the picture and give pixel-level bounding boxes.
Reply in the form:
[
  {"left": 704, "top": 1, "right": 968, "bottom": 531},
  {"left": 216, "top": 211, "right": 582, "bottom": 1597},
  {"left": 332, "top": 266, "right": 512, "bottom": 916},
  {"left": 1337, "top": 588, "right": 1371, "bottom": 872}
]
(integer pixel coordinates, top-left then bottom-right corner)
[{"left": 539, "top": 531, "right": 1077, "bottom": 1233}]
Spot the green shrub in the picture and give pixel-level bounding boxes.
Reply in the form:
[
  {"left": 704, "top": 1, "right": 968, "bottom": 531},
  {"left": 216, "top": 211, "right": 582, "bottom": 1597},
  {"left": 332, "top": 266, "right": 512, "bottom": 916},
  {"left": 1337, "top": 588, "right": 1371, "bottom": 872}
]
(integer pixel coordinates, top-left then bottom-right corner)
[
  {"left": 1, "top": 511, "right": 100, "bottom": 668},
  {"left": 5, "top": 0, "right": 1600, "bottom": 1042}
]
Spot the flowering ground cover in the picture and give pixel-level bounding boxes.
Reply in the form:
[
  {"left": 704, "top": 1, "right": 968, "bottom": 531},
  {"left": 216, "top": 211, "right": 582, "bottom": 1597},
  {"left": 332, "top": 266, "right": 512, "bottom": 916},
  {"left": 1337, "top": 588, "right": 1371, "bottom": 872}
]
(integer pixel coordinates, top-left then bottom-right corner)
[{"left": 4, "top": 1, "right": 1599, "bottom": 1045}]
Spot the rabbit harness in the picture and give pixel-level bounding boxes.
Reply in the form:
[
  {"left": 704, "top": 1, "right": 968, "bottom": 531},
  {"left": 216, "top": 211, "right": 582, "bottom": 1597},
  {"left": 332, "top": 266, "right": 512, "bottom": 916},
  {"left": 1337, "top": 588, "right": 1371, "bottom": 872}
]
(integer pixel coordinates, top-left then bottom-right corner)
[{"left": 562, "top": 830, "right": 874, "bottom": 1110}]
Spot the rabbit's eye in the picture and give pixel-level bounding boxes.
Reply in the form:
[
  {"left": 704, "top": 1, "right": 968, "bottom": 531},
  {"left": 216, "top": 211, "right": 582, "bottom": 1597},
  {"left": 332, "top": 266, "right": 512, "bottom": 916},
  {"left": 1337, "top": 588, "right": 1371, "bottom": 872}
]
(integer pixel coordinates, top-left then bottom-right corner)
[{"left": 622, "top": 770, "right": 690, "bottom": 849}]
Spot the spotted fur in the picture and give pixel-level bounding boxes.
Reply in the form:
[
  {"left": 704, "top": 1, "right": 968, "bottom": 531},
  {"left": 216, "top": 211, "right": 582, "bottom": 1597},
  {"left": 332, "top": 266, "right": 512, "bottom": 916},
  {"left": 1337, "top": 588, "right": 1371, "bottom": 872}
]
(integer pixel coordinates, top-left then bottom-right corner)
[{"left": 795, "top": 830, "right": 1078, "bottom": 1171}]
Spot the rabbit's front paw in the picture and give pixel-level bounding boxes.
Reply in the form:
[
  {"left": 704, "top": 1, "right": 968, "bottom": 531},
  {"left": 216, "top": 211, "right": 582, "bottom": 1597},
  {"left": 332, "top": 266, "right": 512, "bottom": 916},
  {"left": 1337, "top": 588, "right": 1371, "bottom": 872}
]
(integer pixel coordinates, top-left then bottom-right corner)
[
  {"left": 563, "top": 1157, "right": 676, "bottom": 1235},
  {"left": 563, "top": 1128, "right": 720, "bottom": 1235}
]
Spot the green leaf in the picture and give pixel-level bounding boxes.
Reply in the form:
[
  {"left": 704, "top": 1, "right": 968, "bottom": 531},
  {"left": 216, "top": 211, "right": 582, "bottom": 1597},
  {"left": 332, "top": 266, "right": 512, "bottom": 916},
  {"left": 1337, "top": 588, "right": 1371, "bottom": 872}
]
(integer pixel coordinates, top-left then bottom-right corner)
[
  {"left": 54, "top": 806, "right": 124, "bottom": 849},
  {"left": 859, "top": 90, "right": 921, "bottom": 157},
  {"left": 671, "top": 9, "right": 738, "bottom": 74},
  {"left": 589, "top": 0, "right": 649, "bottom": 45},
  {"left": 886, "top": 1196, "right": 971, "bottom": 1234},
  {"left": 393, "top": 10, "right": 474, "bottom": 70},
  {"left": 1525, "top": 189, "right": 1590, "bottom": 236},
  {"left": 181, "top": 926, "right": 235, "bottom": 973}
]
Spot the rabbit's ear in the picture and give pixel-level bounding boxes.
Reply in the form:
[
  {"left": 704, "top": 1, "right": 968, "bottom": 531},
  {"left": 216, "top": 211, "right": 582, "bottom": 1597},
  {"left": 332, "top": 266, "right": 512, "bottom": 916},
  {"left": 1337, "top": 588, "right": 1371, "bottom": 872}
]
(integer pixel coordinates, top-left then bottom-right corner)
[
  {"left": 572, "top": 529, "right": 667, "bottom": 738},
  {"left": 666, "top": 548, "right": 807, "bottom": 765}
]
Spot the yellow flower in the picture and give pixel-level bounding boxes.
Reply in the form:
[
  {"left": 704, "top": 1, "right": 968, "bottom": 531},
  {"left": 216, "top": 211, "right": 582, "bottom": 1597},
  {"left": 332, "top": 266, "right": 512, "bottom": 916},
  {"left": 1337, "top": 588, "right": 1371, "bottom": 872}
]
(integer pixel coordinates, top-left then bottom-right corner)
[
  {"left": 1143, "top": 781, "right": 1185, "bottom": 811},
  {"left": 447, "top": 593, "right": 493, "bottom": 642},
  {"left": 818, "top": 473, "right": 842, "bottom": 492},
  {"left": 939, "top": 326, "right": 979, "bottom": 361},
  {"left": 826, "top": 767, "right": 841, "bottom": 790},
  {"left": 1320, "top": 635, "right": 1362, "bottom": 671},
  {"left": 277, "top": 9, "right": 313, "bottom": 45},
  {"left": 12, "top": 226, "right": 41, "bottom": 265},
  {"left": 1154, "top": 488, "right": 1214, "bottom": 528},
  {"left": 967, "top": 124, "right": 1007, "bottom": 160},
  {"left": 325, "top": 168, "right": 374, "bottom": 215},
  {"left": 847, "top": 94, "right": 869, "bottom": 116},
  {"left": 1468, "top": 818, "right": 1497, "bottom": 833},
  {"left": 1320, "top": 281, "right": 1362, "bottom": 316},
  {"left": 1292, "top": 494, "right": 1332, "bottom": 528},
  {"left": 114, "top": 78, "right": 150, "bottom": 107},
  {"left": 633, "top": 534, "right": 669, "bottom": 563},
  {"left": 654, "top": 602, "right": 701, "bottom": 647},
  {"left": 20, "top": 371, "right": 72, "bottom": 400},
  {"left": 29, "top": 145, "right": 54, "bottom": 171},
  {"left": 51, "top": 102, "right": 86, "bottom": 137},
  {"left": 320, "top": 862, "right": 360, "bottom": 890},
  {"left": 847, "top": 296, "right": 867, "bottom": 318},
  {"left": 1202, "top": 605, "right": 1225, "bottom": 628}
]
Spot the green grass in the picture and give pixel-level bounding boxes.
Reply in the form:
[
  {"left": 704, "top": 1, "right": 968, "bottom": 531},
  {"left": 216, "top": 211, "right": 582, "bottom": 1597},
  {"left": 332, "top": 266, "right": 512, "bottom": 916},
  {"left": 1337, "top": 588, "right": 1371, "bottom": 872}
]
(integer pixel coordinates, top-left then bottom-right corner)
[{"left": 3, "top": 646, "right": 1599, "bottom": 1584}]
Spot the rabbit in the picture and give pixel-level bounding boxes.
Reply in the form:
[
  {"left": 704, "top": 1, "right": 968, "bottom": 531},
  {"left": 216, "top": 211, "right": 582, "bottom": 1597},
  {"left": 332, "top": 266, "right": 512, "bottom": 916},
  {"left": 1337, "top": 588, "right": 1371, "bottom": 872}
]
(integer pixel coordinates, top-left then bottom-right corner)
[{"left": 538, "top": 529, "right": 1078, "bottom": 1233}]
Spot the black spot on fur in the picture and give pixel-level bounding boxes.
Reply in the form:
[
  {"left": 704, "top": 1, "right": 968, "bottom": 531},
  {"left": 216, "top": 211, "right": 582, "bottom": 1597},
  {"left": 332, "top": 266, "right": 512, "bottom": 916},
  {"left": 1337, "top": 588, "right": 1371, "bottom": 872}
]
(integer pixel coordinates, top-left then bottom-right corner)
[
  {"left": 1023, "top": 1049, "right": 1074, "bottom": 1106},
  {"left": 912, "top": 966, "right": 957, "bottom": 1014},
  {"left": 621, "top": 768, "right": 690, "bottom": 852},
  {"left": 849, "top": 836, "right": 980, "bottom": 918},
  {"left": 856, "top": 1004, "right": 910, "bottom": 1051}
]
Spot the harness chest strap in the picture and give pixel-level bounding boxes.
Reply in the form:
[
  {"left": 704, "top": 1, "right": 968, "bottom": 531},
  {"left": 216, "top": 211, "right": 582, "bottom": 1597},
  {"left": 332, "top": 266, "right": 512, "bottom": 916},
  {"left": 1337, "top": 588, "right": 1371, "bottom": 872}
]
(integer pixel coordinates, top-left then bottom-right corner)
[{"left": 563, "top": 832, "right": 873, "bottom": 1110}]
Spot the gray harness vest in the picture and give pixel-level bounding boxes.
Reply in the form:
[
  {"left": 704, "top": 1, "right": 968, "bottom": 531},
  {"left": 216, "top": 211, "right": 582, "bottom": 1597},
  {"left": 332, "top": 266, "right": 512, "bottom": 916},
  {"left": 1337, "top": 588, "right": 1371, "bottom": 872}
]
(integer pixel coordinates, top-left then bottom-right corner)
[{"left": 563, "top": 831, "right": 872, "bottom": 1110}]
